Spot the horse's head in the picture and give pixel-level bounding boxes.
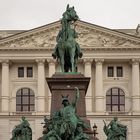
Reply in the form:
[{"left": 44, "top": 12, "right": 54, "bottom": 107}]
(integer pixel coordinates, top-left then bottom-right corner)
[{"left": 63, "top": 4, "right": 79, "bottom": 23}]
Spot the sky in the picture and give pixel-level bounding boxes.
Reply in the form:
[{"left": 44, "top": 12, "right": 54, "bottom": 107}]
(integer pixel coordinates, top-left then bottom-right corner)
[{"left": 0, "top": 0, "right": 140, "bottom": 30}]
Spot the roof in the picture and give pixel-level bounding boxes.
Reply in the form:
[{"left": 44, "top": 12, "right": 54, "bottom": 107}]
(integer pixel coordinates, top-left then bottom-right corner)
[{"left": 0, "top": 30, "right": 25, "bottom": 39}]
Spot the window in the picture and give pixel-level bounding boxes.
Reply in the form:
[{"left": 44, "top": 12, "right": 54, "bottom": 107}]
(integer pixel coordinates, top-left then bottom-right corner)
[
  {"left": 18, "top": 67, "right": 24, "bottom": 77},
  {"left": 117, "top": 66, "right": 123, "bottom": 77},
  {"left": 16, "top": 88, "right": 35, "bottom": 111},
  {"left": 27, "top": 67, "right": 33, "bottom": 77},
  {"left": 18, "top": 66, "right": 33, "bottom": 78},
  {"left": 107, "top": 66, "right": 123, "bottom": 77},
  {"left": 106, "top": 88, "right": 125, "bottom": 112},
  {"left": 108, "top": 66, "right": 114, "bottom": 77}
]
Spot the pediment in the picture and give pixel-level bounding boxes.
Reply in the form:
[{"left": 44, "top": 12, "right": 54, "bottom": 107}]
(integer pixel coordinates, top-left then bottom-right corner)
[{"left": 0, "top": 20, "right": 140, "bottom": 50}]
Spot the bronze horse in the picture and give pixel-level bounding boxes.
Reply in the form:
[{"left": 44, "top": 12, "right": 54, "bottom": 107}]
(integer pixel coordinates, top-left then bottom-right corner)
[{"left": 52, "top": 4, "right": 82, "bottom": 72}]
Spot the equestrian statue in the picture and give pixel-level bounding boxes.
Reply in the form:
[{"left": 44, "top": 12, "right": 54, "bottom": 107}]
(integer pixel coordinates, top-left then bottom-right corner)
[{"left": 52, "top": 4, "right": 82, "bottom": 72}]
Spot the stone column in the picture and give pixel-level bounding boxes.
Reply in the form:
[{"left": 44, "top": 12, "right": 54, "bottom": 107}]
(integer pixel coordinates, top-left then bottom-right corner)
[
  {"left": 84, "top": 58, "right": 93, "bottom": 112},
  {"left": 47, "top": 58, "right": 56, "bottom": 77},
  {"left": 131, "top": 59, "right": 140, "bottom": 113},
  {"left": 95, "top": 59, "right": 104, "bottom": 113},
  {"left": 36, "top": 59, "right": 45, "bottom": 113},
  {"left": 47, "top": 58, "right": 56, "bottom": 112},
  {"left": 84, "top": 58, "right": 93, "bottom": 95},
  {"left": 1, "top": 60, "right": 10, "bottom": 112}
]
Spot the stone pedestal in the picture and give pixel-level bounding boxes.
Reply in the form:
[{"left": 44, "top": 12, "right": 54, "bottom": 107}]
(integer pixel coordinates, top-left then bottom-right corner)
[
  {"left": 46, "top": 73, "right": 97, "bottom": 139},
  {"left": 46, "top": 73, "right": 90, "bottom": 117}
]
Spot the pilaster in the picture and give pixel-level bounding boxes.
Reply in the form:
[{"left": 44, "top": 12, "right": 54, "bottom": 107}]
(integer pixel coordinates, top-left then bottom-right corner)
[
  {"left": 95, "top": 58, "right": 104, "bottom": 113},
  {"left": 36, "top": 59, "right": 45, "bottom": 113},
  {"left": 83, "top": 58, "right": 93, "bottom": 112},
  {"left": 131, "top": 58, "right": 140, "bottom": 113},
  {"left": 47, "top": 58, "right": 56, "bottom": 77},
  {"left": 1, "top": 59, "right": 10, "bottom": 113}
]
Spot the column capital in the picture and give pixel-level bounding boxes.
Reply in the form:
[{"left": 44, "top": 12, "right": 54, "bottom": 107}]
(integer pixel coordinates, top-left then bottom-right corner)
[
  {"left": 47, "top": 58, "right": 56, "bottom": 64},
  {"left": 83, "top": 58, "right": 93, "bottom": 64},
  {"left": 35, "top": 59, "right": 45, "bottom": 65},
  {"left": 1, "top": 59, "right": 9, "bottom": 66},
  {"left": 95, "top": 58, "right": 104, "bottom": 65},
  {"left": 131, "top": 58, "right": 140, "bottom": 65}
]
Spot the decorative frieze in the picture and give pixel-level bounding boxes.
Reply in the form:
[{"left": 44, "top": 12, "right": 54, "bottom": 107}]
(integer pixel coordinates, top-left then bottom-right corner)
[{"left": 0, "top": 21, "right": 140, "bottom": 51}]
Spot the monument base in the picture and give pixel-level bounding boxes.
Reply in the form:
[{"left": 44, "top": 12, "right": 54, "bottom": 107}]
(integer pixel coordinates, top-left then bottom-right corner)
[
  {"left": 46, "top": 73, "right": 96, "bottom": 139},
  {"left": 46, "top": 72, "right": 90, "bottom": 117}
]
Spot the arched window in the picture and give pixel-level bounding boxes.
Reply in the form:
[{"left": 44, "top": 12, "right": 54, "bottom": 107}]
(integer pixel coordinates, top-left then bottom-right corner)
[
  {"left": 16, "top": 88, "right": 35, "bottom": 111},
  {"left": 106, "top": 88, "right": 125, "bottom": 112}
]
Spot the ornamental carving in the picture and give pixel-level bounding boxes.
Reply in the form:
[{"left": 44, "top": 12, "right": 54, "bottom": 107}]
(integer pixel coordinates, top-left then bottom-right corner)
[
  {"left": 76, "top": 25, "right": 140, "bottom": 48},
  {"left": 0, "top": 26, "right": 60, "bottom": 49},
  {"left": 0, "top": 21, "right": 140, "bottom": 49}
]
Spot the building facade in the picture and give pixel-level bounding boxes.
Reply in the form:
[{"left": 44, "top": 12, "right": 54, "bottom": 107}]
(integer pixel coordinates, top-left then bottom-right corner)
[{"left": 0, "top": 20, "right": 140, "bottom": 139}]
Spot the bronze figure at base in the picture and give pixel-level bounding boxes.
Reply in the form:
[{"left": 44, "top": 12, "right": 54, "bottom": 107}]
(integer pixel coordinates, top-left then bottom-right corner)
[
  {"left": 11, "top": 116, "right": 32, "bottom": 140},
  {"left": 103, "top": 117, "right": 127, "bottom": 140},
  {"left": 42, "top": 87, "right": 90, "bottom": 140}
]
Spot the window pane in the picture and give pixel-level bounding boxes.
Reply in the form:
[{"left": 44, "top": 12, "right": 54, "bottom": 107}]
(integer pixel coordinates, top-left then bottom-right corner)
[
  {"left": 108, "top": 66, "right": 114, "bottom": 77},
  {"left": 27, "top": 67, "right": 33, "bottom": 77},
  {"left": 112, "top": 105, "right": 118, "bottom": 111},
  {"left": 120, "top": 96, "right": 125, "bottom": 104},
  {"left": 23, "top": 106, "right": 29, "bottom": 111},
  {"left": 30, "top": 97, "right": 35, "bottom": 104},
  {"left": 117, "top": 66, "right": 123, "bottom": 77},
  {"left": 106, "top": 105, "right": 111, "bottom": 111},
  {"left": 16, "top": 97, "right": 21, "bottom": 104},
  {"left": 120, "top": 105, "right": 125, "bottom": 111},
  {"left": 30, "top": 105, "right": 35, "bottom": 111},
  {"left": 16, "top": 105, "right": 21, "bottom": 111},
  {"left": 112, "top": 96, "right": 118, "bottom": 104},
  {"left": 22, "top": 88, "right": 29, "bottom": 94},
  {"left": 18, "top": 67, "right": 24, "bottom": 77},
  {"left": 22, "top": 96, "right": 29, "bottom": 104},
  {"left": 112, "top": 88, "right": 118, "bottom": 95},
  {"left": 120, "top": 89, "right": 124, "bottom": 95},
  {"left": 106, "top": 96, "right": 111, "bottom": 104}
]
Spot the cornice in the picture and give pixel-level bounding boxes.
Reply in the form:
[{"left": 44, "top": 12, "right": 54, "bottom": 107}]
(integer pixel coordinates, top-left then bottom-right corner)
[{"left": 1, "top": 46, "right": 140, "bottom": 52}]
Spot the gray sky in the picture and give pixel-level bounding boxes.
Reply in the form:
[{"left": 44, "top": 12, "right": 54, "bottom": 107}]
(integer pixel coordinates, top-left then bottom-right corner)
[{"left": 0, "top": 0, "right": 140, "bottom": 30}]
